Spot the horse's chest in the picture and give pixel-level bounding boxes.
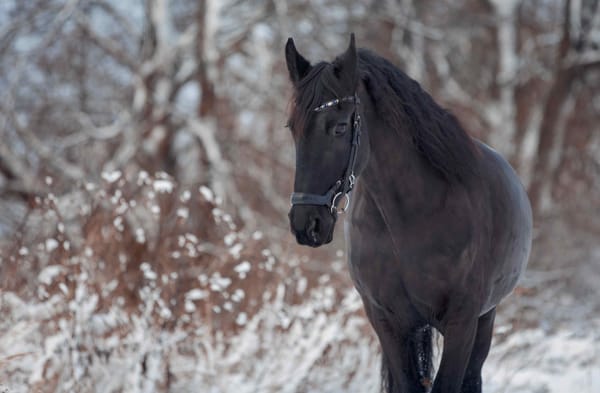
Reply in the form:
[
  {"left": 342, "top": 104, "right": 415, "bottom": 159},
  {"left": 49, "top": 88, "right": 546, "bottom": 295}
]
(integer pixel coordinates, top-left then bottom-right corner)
[
  {"left": 346, "top": 218, "right": 472, "bottom": 322},
  {"left": 345, "top": 188, "right": 477, "bottom": 319},
  {"left": 349, "top": 249, "right": 455, "bottom": 311}
]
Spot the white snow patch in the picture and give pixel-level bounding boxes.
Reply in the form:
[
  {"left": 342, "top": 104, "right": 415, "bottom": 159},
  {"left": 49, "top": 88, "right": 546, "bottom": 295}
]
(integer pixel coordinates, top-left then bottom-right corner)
[
  {"left": 180, "top": 190, "right": 191, "bottom": 202},
  {"left": 58, "top": 282, "right": 69, "bottom": 295},
  {"left": 38, "top": 265, "right": 64, "bottom": 285},
  {"left": 140, "top": 262, "right": 157, "bottom": 280},
  {"left": 176, "top": 207, "right": 189, "bottom": 219},
  {"left": 229, "top": 243, "right": 243, "bottom": 259},
  {"left": 137, "top": 170, "right": 149, "bottom": 185},
  {"left": 234, "top": 261, "right": 251, "bottom": 278},
  {"left": 297, "top": 277, "right": 307, "bottom": 295},
  {"left": 153, "top": 179, "right": 174, "bottom": 193},
  {"left": 159, "top": 307, "right": 172, "bottom": 319},
  {"left": 209, "top": 273, "right": 231, "bottom": 292},
  {"left": 235, "top": 312, "right": 248, "bottom": 326},
  {"left": 185, "top": 233, "right": 198, "bottom": 244},
  {"left": 224, "top": 232, "right": 236, "bottom": 246},
  {"left": 199, "top": 185, "right": 214, "bottom": 202},
  {"left": 184, "top": 300, "right": 196, "bottom": 313},
  {"left": 113, "top": 216, "right": 124, "bottom": 231},
  {"left": 485, "top": 327, "right": 600, "bottom": 392},
  {"left": 231, "top": 289, "right": 245, "bottom": 303},
  {"left": 185, "top": 289, "right": 208, "bottom": 301},
  {"left": 135, "top": 228, "right": 146, "bottom": 243},
  {"left": 45, "top": 238, "right": 59, "bottom": 252},
  {"left": 101, "top": 170, "right": 122, "bottom": 183}
]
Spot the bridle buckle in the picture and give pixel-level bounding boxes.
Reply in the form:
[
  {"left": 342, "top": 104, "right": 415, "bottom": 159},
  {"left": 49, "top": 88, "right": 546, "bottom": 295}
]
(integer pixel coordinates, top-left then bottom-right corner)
[{"left": 349, "top": 173, "right": 356, "bottom": 189}]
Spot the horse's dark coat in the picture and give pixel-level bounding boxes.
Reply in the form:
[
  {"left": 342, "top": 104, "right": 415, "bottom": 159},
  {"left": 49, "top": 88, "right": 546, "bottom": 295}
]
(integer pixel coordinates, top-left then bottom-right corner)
[{"left": 285, "top": 35, "right": 532, "bottom": 393}]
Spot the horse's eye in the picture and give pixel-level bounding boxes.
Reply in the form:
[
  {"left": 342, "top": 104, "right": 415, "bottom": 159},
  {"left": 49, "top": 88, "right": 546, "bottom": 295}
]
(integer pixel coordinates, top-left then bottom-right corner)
[{"left": 333, "top": 123, "right": 348, "bottom": 136}]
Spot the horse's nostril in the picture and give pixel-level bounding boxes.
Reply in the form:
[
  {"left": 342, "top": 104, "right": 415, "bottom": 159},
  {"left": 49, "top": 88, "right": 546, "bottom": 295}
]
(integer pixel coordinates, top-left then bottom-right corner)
[{"left": 307, "top": 217, "right": 320, "bottom": 242}]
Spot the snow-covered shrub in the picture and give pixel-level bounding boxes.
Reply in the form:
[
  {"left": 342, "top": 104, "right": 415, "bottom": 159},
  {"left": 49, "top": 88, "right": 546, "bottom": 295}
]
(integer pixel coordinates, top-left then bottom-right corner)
[{"left": 0, "top": 172, "right": 379, "bottom": 392}]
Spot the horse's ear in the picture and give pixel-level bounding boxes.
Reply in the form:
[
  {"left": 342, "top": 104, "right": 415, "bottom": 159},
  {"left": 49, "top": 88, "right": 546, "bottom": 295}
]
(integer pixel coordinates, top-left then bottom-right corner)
[
  {"left": 285, "top": 38, "right": 312, "bottom": 85},
  {"left": 335, "top": 33, "right": 358, "bottom": 87}
]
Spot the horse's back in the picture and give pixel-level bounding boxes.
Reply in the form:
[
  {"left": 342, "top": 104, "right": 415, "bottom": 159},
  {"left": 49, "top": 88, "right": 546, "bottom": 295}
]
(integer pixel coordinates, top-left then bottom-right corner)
[{"left": 476, "top": 141, "right": 532, "bottom": 312}]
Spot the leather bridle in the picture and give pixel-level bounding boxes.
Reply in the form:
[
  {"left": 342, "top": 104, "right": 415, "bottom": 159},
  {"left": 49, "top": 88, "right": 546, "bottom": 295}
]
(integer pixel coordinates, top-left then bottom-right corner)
[{"left": 290, "top": 93, "right": 362, "bottom": 215}]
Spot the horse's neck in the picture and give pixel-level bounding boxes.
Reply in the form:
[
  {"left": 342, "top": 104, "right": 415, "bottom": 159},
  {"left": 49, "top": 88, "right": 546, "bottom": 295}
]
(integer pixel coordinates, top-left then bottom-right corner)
[{"left": 360, "top": 116, "right": 447, "bottom": 217}]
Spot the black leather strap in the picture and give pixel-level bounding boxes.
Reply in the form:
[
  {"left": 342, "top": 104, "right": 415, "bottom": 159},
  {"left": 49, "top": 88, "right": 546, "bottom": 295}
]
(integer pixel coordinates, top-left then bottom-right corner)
[{"left": 290, "top": 180, "right": 341, "bottom": 207}]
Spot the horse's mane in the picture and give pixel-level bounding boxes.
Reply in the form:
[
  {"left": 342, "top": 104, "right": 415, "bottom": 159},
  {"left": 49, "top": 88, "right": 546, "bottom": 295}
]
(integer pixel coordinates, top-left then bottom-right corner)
[
  {"left": 358, "top": 49, "right": 478, "bottom": 182},
  {"left": 289, "top": 48, "right": 479, "bottom": 183}
]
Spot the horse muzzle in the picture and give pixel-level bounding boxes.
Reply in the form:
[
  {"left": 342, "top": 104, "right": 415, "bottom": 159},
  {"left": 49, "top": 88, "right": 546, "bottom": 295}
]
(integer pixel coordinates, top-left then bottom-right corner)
[{"left": 288, "top": 205, "right": 336, "bottom": 247}]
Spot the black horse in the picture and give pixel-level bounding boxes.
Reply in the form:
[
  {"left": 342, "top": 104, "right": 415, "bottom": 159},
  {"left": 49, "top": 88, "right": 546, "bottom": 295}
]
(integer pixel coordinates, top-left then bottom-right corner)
[{"left": 285, "top": 35, "right": 532, "bottom": 393}]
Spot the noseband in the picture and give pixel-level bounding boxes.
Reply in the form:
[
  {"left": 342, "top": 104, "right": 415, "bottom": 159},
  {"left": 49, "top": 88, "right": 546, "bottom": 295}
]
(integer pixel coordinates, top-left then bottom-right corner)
[{"left": 290, "top": 94, "right": 362, "bottom": 215}]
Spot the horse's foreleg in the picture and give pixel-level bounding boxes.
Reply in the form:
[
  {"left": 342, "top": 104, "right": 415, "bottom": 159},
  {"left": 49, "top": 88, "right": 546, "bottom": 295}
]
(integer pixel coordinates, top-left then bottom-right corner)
[
  {"left": 460, "top": 308, "right": 496, "bottom": 393},
  {"left": 363, "top": 301, "right": 426, "bottom": 393},
  {"left": 431, "top": 317, "right": 478, "bottom": 393}
]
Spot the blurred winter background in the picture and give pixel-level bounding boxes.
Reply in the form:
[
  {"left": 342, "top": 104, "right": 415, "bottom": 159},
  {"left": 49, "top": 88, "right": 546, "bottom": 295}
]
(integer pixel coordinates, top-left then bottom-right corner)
[{"left": 0, "top": 0, "right": 599, "bottom": 392}]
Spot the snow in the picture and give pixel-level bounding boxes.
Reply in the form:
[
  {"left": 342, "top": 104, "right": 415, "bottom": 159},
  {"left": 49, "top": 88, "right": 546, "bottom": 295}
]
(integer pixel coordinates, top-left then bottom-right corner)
[
  {"left": 45, "top": 238, "right": 59, "bottom": 252},
  {"left": 101, "top": 170, "right": 122, "bottom": 183},
  {"left": 485, "top": 325, "right": 600, "bottom": 393},
  {"left": 234, "top": 261, "right": 251, "bottom": 274},
  {"left": 58, "top": 283, "right": 69, "bottom": 295},
  {"left": 176, "top": 207, "right": 189, "bottom": 219},
  {"left": 229, "top": 243, "right": 243, "bottom": 259},
  {"left": 38, "top": 265, "right": 64, "bottom": 285},
  {"left": 113, "top": 216, "right": 124, "bottom": 231},
  {"left": 140, "top": 262, "right": 157, "bottom": 281},
  {"left": 199, "top": 185, "right": 214, "bottom": 202},
  {"left": 235, "top": 312, "right": 248, "bottom": 326},
  {"left": 2, "top": 278, "right": 599, "bottom": 393},
  {"left": 209, "top": 273, "right": 231, "bottom": 292},
  {"left": 184, "top": 300, "right": 196, "bottom": 313},
  {"left": 231, "top": 289, "right": 245, "bottom": 302},
  {"left": 137, "top": 171, "right": 150, "bottom": 185},
  {"left": 135, "top": 228, "right": 146, "bottom": 243},
  {"left": 180, "top": 190, "right": 191, "bottom": 202},
  {"left": 152, "top": 179, "right": 174, "bottom": 193},
  {"left": 223, "top": 232, "right": 236, "bottom": 246},
  {"left": 185, "top": 289, "right": 208, "bottom": 301}
]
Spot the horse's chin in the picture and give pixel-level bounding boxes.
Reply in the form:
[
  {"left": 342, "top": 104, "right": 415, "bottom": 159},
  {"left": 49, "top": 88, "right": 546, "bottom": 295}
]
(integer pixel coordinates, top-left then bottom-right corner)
[
  {"left": 295, "top": 226, "right": 335, "bottom": 248},
  {"left": 308, "top": 228, "right": 335, "bottom": 248}
]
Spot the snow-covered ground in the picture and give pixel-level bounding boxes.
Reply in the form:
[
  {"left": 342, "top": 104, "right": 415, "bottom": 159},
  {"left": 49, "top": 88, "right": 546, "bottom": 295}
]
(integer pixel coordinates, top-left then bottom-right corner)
[
  {"left": 485, "top": 324, "right": 600, "bottom": 393},
  {"left": 1, "top": 284, "right": 599, "bottom": 393}
]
